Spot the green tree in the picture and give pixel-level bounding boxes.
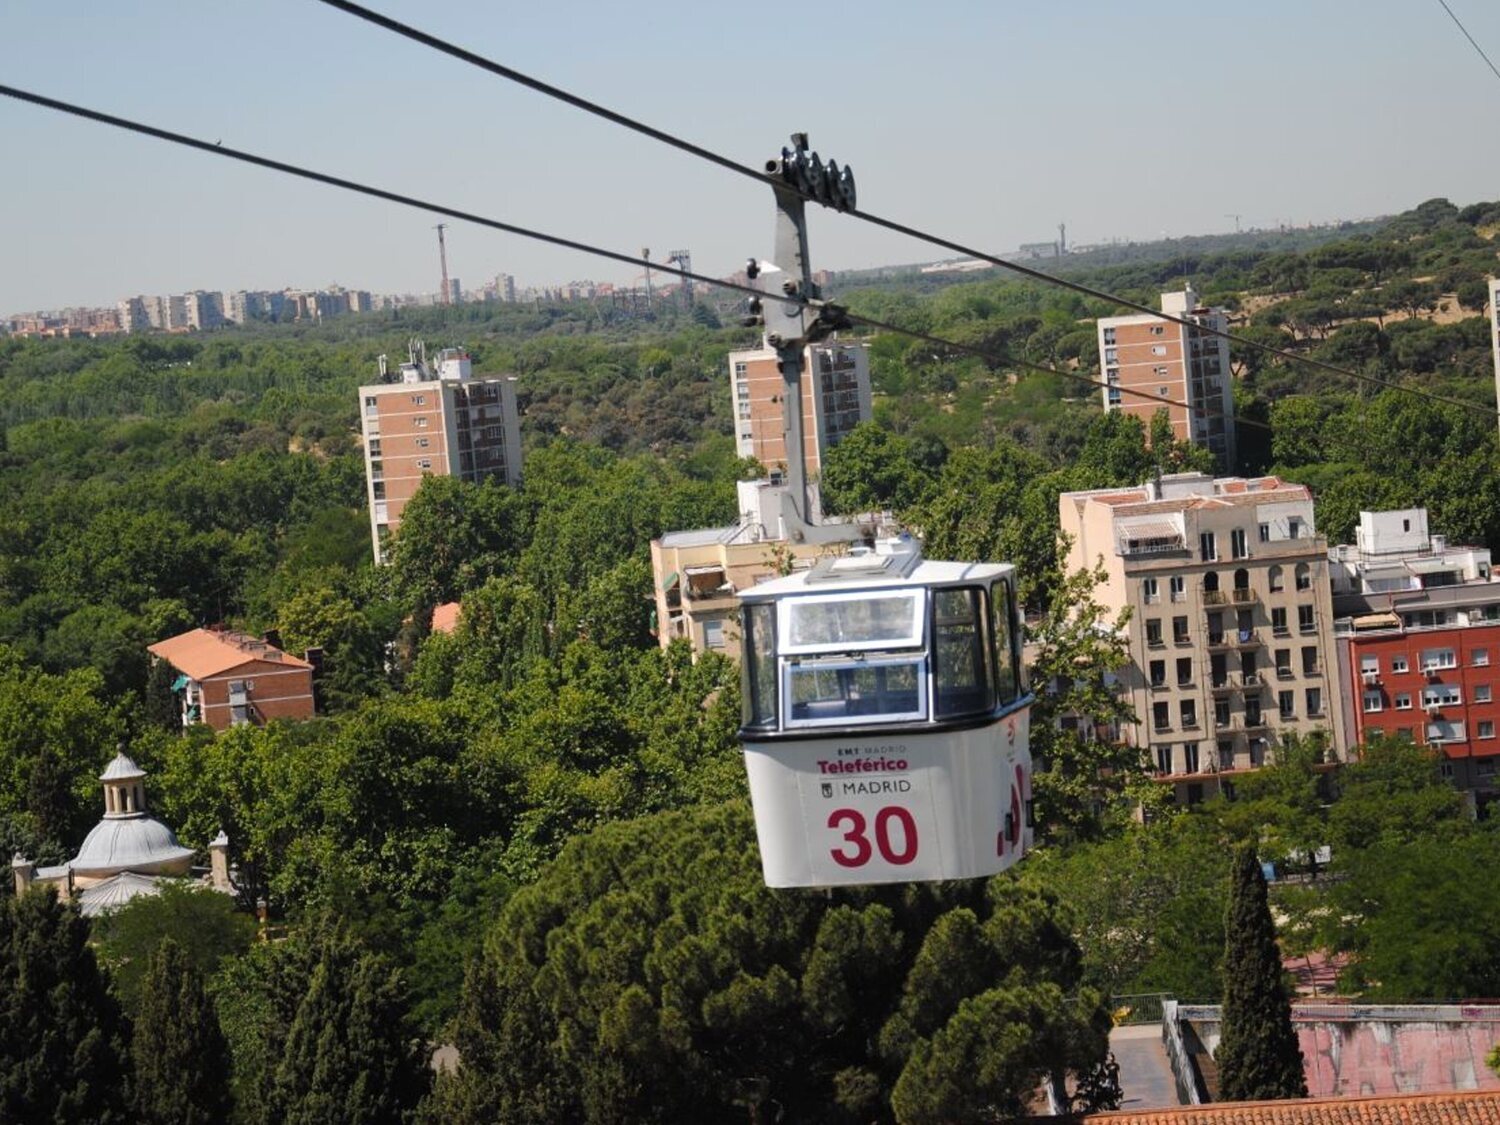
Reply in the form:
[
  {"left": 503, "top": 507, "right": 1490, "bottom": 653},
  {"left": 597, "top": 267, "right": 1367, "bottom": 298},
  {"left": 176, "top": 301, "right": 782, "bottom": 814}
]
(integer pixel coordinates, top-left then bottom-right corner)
[
  {"left": 434, "top": 802, "right": 1107, "bottom": 1124},
  {"left": 132, "top": 938, "right": 234, "bottom": 1125},
  {"left": 0, "top": 888, "right": 130, "bottom": 1124},
  {"left": 270, "top": 934, "right": 430, "bottom": 1124},
  {"left": 1326, "top": 736, "right": 1463, "bottom": 853},
  {"left": 1216, "top": 845, "right": 1306, "bottom": 1102},
  {"left": 1027, "top": 559, "right": 1145, "bottom": 840},
  {"left": 92, "top": 881, "right": 256, "bottom": 1013}
]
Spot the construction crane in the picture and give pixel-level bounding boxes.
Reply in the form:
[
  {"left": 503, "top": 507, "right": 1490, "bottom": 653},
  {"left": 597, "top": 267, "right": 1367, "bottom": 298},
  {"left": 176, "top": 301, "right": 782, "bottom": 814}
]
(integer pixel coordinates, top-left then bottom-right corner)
[
  {"left": 665, "top": 250, "right": 693, "bottom": 305},
  {"left": 434, "top": 223, "right": 451, "bottom": 305}
]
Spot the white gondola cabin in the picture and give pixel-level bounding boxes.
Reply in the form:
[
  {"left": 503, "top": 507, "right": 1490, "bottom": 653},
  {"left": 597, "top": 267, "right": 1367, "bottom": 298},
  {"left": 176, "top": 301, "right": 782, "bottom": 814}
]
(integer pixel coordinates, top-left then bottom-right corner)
[{"left": 738, "top": 537, "right": 1035, "bottom": 888}]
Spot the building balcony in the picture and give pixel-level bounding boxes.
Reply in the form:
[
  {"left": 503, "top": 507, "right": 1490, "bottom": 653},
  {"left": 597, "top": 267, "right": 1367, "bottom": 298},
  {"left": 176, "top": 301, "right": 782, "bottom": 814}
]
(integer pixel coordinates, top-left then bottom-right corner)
[
  {"left": 1236, "top": 630, "right": 1263, "bottom": 648},
  {"left": 1231, "top": 588, "right": 1258, "bottom": 605},
  {"left": 1207, "top": 633, "right": 1230, "bottom": 650},
  {"left": 1204, "top": 590, "right": 1229, "bottom": 606}
]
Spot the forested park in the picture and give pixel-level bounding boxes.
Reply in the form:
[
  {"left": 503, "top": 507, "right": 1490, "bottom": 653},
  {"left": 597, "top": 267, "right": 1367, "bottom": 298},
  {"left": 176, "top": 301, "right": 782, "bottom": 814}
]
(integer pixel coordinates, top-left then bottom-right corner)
[{"left": 2, "top": 197, "right": 1500, "bottom": 1120}]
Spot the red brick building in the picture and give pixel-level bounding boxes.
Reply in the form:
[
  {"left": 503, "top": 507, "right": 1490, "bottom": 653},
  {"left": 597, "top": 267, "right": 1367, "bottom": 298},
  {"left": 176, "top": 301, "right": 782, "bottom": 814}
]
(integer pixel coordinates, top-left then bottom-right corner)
[
  {"left": 1331, "top": 508, "right": 1500, "bottom": 813},
  {"left": 148, "top": 628, "right": 315, "bottom": 731}
]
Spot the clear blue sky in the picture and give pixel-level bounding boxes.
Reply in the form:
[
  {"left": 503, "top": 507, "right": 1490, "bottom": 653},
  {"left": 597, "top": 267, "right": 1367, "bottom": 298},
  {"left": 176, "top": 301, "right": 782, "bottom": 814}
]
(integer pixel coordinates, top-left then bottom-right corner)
[{"left": 4, "top": 0, "right": 1500, "bottom": 314}]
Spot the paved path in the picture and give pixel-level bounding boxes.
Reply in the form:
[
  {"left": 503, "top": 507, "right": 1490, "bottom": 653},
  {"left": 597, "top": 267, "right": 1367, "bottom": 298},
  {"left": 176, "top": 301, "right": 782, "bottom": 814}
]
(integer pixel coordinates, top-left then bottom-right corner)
[{"left": 1111, "top": 1024, "right": 1180, "bottom": 1111}]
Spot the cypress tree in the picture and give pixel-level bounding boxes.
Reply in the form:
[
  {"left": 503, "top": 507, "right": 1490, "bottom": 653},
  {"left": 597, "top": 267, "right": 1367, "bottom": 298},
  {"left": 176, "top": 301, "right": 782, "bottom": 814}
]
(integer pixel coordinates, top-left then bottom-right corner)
[
  {"left": 0, "top": 888, "right": 130, "bottom": 1124},
  {"left": 132, "top": 938, "right": 234, "bottom": 1125},
  {"left": 272, "top": 936, "right": 429, "bottom": 1124},
  {"left": 1216, "top": 844, "right": 1307, "bottom": 1102}
]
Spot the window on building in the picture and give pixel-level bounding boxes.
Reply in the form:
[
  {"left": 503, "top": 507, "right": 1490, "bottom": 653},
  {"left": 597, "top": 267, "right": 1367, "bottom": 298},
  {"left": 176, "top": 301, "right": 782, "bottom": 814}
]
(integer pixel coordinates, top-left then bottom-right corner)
[
  {"left": 1173, "top": 616, "right": 1190, "bottom": 644},
  {"left": 1391, "top": 655, "right": 1409, "bottom": 673},
  {"left": 1149, "top": 660, "right": 1166, "bottom": 687},
  {"left": 1298, "top": 605, "right": 1316, "bottom": 633},
  {"left": 1207, "top": 611, "right": 1224, "bottom": 643},
  {"left": 1477, "top": 684, "right": 1492, "bottom": 703},
  {"left": 1153, "top": 365, "right": 1169, "bottom": 376},
  {"left": 1231, "top": 528, "right": 1248, "bottom": 559},
  {"left": 1183, "top": 742, "right": 1200, "bottom": 773},
  {"left": 1150, "top": 325, "right": 1165, "bottom": 335},
  {"left": 1272, "top": 607, "right": 1288, "bottom": 635},
  {"left": 1200, "top": 532, "right": 1217, "bottom": 562},
  {"left": 1275, "top": 649, "right": 1292, "bottom": 677},
  {"left": 1246, "top": 698, "right": 1264, "bottom": 725},
  {"left": 1103, "top": 327, "right": 1117, "bottom": 345},
  {"left": 1482, "top": 721, "right": 1496, "bottom": 740},
  {"left": 1475, "top": 648, "right": 1491, "bottom": 667},
  {"left": 702, "top": 618, "right": 726, "bottom": 651},
  {"left": 1306, "top": 687, "right": 1323, "bottom": 716},
  {"left": 1279, "top": 690, "right": 1295, "bottom": 720},
  {"left": 367, "top": 438, "right": 381, "bottom": 456},
  {"left": 1215, "top": 698, "right": 1231, "bottom": 726},
  {"left": 1177, "top": 657, "right": 1193, "bottom": 686},
  {"left": 1288, "top": 518, "right": 1304, "bottom": 539},
  {"left": 411, "top": 394, "right": 426, "bottom": 405},
  {"left": 1156, "top": 745, "right": 1173, "bottom": 774},
  {"left": 1422, "top": 685, "right": 1463, "bottom": 708},
  {"left": 1360, "top": 654, "right": 1379, "bottom": 676},
  {"left": 1268, "top": 565, "right": 1284, "bottom": 592},
  {"left": 1300, "top": 646, "right": 1317, "bottom": 676},
  {"left": 1426, "top": 719, "right": 1466, "bottom": 744},
  {"left": 415, "top": 416, "right": 429, "bottom": 428},
  {"left": 416, "top": 437, "right": 429, "bottom": 448},
  {"left": 1420, "top": 647, "right": 1457, "bottom": 671},
  {"left": 1363, "top": 690, "right": 1383, "bottom": 713},
  {"left": 416, "top": 459, "right": 432, "bottom": 471},
  {"left": 1169, "top": 575, "right": 1185, "bottom": 602},
  {"left": 1241, "top": 650, "right": 1258, "bottom": 679},
  {"left": 1295, "top": 563, "right": 1312, "bottom": 591},
  {"left": 1153, "top": 701, "right": 1170, "bottom": 731},
  {"left": 1146, "top": 619, "right": 1163, "bottom": 647},
  {"left": 1395, "top": 693, "right": 1412, "bottom": 710},
  {"left": 1151, "top": 345, "right": 1167, "bottom": 356},
  {"left": 1158, "top": 386, "right": 1170, "bottom": 397},
  {"left": 1142, "top": 577, "right": 1159, "bottom": 603},
  {"left": 1180, "top": 700, "right": 1197, "bottom": 728},
  {"left": 1259, "top": 522, "right": 1271, "bottom": 543}
]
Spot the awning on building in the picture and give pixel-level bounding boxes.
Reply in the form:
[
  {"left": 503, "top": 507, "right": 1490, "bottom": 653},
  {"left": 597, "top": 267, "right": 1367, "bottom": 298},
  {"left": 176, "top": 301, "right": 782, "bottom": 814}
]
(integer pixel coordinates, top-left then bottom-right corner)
[
  {"left": 1351, "top": 612, "right": 1400, "bottom": 632},
  {"left": 170, "top": 673, "right": 190, "bottom": 692},
  {"left": 683, "top": 564, "right": 725, "bottom": 577},
  {"left": 661, "top": 571, "right": 679, "bottom": 591}
]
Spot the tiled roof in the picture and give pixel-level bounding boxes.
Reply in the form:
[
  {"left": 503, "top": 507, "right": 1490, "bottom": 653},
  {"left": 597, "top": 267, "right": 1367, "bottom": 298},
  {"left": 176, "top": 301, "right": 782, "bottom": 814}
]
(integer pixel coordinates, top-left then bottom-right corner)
[
  {"left": 1085, "top": 1091, "right": 1500, "bottom": 1125},
  {"left": 147, "top": 628, "right": 310, "bottom": 680},
  {"left": 430, "top": 602, "right": 462, "bottom": 635}
]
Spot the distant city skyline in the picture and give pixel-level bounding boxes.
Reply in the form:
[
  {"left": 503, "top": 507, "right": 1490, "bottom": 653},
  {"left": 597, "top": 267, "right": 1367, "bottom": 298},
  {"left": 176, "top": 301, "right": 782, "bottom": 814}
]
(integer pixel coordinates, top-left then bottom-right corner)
[{"left": 4, "top": 0, "right": 1500, "bottom": 314}]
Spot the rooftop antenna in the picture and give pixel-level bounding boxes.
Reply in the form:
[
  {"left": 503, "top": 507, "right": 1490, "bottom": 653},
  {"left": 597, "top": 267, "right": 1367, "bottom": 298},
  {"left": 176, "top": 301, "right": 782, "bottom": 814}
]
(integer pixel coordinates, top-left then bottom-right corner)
[
  {"left": 1225, "top": 213, "right": 1242, "bottom": 233},
  {"left": 641, "top": 247, "right": 653, "bottom": 311},
  {"left": 434, "top": 223, "right": 451, "bottom": 305}
]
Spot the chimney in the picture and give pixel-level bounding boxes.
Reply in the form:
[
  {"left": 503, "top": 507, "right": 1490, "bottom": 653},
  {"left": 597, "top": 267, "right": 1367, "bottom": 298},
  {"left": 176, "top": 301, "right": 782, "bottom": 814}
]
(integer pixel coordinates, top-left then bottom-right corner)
[
  {"left": 11, "top": 854, "right": 33, "bottom": 897},
  {"left": 208, "top": 830, "right": 233, "bottom": 892}
]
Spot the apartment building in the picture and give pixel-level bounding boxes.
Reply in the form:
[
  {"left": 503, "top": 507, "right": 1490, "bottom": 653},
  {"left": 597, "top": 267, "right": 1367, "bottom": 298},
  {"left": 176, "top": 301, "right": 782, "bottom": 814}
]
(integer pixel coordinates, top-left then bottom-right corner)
[
  {"left": 650, "top": 479, "right": 876, "bottom": 660},
  {"left": 358, "top": 346, "right": 522, "bottom": 563},
  {"left": 147, "top": 627, "right": 314, "bottom": 731},
  {"left": 1059, "top": 473, "right": 1346, "bottom": 803},
  {"left": 1097, "top": 287, "right": 1236, "bottom": 468},
  {"left": 1331, "top": 508, "right": 1500, "bottom": 814},
  {"left": 729, "top": 340, "right": 872, "bottom": 507}
]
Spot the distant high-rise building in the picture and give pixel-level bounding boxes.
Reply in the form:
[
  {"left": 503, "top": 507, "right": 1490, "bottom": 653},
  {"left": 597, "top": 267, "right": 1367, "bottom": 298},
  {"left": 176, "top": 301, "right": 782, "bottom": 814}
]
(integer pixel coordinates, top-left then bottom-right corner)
[
  {"left": 184, "top": 291, "right": 224, "bottom": 331},
  {"left": 357, "top": 346, "right": 522, "bottom": 563},
  {"left": 117, "top": 297, "right": 149, "bottom": 334},
  {"left": 499, "top": 273, "right": 516, "bottom": 303},
  {"left": 165, "top": 294, "right": 189, "bottom": 331},
  {"left": 1097, "top": 287, "right": 1236, "bottom": 468},
  {"left": 445, "top": 278, "right": 462, "bottom": 304},
  {"left": 728, "top": 340, "right": 872, "bottom": 513}
]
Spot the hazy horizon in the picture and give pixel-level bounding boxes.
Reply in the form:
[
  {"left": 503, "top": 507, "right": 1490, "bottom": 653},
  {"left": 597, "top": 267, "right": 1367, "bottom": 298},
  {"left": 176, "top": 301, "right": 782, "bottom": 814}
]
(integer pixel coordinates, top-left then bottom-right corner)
[{"left": 5, "top": 0, "right": 1500, "bottom": 315}]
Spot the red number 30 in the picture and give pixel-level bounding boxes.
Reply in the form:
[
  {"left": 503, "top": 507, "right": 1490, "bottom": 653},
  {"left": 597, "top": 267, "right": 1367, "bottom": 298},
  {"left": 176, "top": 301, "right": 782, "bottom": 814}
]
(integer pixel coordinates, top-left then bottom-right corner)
[{"left": 828, "top": 807, "right": 918, "bottom": 867}]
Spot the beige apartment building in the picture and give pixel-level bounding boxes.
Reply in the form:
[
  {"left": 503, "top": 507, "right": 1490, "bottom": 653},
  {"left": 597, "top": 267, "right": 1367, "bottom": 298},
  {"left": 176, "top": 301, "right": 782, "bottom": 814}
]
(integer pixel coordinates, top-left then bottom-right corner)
[
  {"left": 1059, "top": 473, "right": 1347, "bottom": 802},
  {"left": 651, "top": 480, "right": 880, "bottom": 659},
  {"left": 1097, "top": 287, "right": 1236, "bottom": 468},
  {"left": 358, "top": 345, "right": 521, "bottom": 563},
  {"left": 730, "top": 340, "right": 872, "bottom": 505}
]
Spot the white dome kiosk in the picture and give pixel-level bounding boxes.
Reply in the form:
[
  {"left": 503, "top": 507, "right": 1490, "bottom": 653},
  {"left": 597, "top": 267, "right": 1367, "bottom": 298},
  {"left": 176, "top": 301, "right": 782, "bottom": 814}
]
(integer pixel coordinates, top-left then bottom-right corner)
[{"left": 737, "top": 537, "right": 1035, "bottom": 888}]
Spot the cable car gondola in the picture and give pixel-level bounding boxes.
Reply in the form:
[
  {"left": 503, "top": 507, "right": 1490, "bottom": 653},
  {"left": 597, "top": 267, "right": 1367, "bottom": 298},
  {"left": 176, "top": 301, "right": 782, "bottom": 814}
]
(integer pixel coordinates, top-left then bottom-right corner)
[{"left": 737, "top": 536, "right": 1035, "bottom": 888}]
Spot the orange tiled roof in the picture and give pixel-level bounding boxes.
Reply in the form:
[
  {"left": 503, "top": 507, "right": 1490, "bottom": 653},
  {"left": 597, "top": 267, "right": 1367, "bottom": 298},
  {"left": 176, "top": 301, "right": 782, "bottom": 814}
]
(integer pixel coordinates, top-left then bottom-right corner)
[
  {"left": 1085, "top": 1091, "right": 1500, "bottom": 1125},
  {"left": 430, "top": 602, "right": 462, "bottom": 635},
  {"left": 147, "top": 628, "right": 310, "bottom": 680}
]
